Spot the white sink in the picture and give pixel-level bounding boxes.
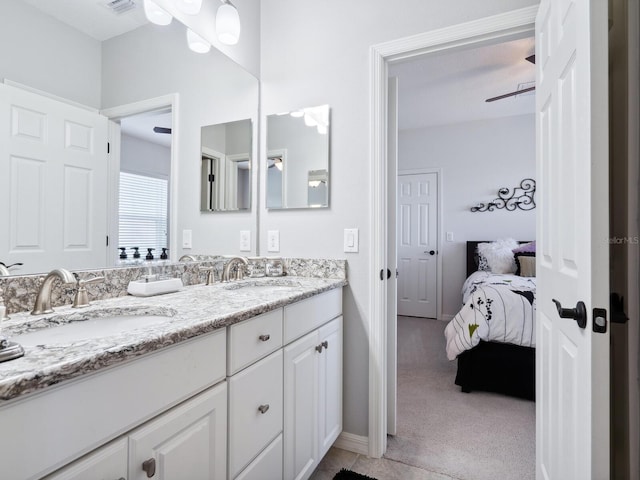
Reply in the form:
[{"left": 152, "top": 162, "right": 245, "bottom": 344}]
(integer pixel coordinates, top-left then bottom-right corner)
[{"left": 12, "top": 311, "right": 174, "bottom": 346}]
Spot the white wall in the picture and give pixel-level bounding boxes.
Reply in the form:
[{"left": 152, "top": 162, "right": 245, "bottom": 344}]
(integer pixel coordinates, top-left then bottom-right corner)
[
  {"left": 260, "top": 0, "right": 540, "bottom": 438},
  {"left": 121, "top": 134, "right": 171, "bottom": 179},
  {"left": 102, "top": 21, "right": 259, "bottom": 257},
  {"left": 0, "top": 0, "right": 102, "bottom": 108},
  {"left": 398, "top": 114, "right": 536, "bottom": 318}
]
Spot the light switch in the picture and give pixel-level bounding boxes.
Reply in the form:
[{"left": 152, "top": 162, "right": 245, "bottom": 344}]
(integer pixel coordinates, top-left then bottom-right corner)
[
  {"left": 446, "top": 232, "right": 454, "bottom": 242},
  {"left": 267, "top": 230, "right": 280, "bottom": 252},
  {"left": 344, "top": 228, "right": 359, "bottom": 253},
  {"left": 182, "top": 229, "right": 192, "bottom": 249},
  {"left": 239, "top": 230, "right": 251, "bottom": 252}
]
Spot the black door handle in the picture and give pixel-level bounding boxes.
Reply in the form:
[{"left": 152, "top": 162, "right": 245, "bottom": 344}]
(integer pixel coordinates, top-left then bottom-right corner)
[{"left": 552, "top": 299, "right": 587, "bottom": 329}]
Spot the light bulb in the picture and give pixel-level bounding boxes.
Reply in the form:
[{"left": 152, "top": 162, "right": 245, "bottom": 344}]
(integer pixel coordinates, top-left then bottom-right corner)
[
  {"left": 187, "top": 28, "right": 211, "bottom": 53},
  {"left": 175, "top": 0, "right": 202, "bottom": 15},
  {"left": 216, "top": 2, "right": 241, "bottom": 45},
  {"left": 143, "top": 0, "right": 172, "bottom": 25}
]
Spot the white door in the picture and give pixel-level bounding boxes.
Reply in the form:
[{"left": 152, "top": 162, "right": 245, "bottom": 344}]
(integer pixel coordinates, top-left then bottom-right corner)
[
  {"left": 0, "top": 83, "right": 109, "bottom": 275},
  {"left": 536, "top": 0, "right": 610, "bottom": 479},
  {"left": 397, "top": 172, "right": 438, "bottom": 318},
  {"left": 317, "top": 317, "right": 343, "bottom": 458},
  {"left": 128, "top": 382, "right": 227, "bottom": 480}
]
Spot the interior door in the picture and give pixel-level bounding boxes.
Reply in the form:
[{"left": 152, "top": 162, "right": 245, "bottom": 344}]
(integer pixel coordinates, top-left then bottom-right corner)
[
  {"left": 535, "top": 0, "right": 610, "bottom": 479},
  {"left": 397, "top": 172, "right": 438, "bottom": 318},
  {"left": 0, "top": 83, "right": 108, "bottom": 274}
]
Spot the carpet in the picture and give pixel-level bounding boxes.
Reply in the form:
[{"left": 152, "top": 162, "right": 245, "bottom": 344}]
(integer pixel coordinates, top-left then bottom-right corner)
[
  {"left": 384, "top": 316, "right": 535, "bottom": 480},
  {"left": 333, "top": 469, "right": 377, "bottom": 480}
]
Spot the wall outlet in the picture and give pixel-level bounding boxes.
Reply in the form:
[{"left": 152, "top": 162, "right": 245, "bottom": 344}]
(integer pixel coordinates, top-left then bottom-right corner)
[
  {"left": 267, "top": 230, "right": 280, "bottom": 252},
  {"left": 239, "top": 230, "right": 251, "bottom": 252},
  {"left": 344, "top": 228, "right": 359, "bottom": 253},
  {"left": 182, "top": 229, "right": 192, "bottom": 249},
  {"left": 446, "top": 232, "right": 454, "bottom": 242}
]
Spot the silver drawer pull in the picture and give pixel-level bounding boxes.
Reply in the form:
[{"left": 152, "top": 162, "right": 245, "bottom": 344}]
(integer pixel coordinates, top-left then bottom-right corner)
[
  {"left": 315, "top": 344, "right": 323, "bottom": 353},
  {"left": 142, "top": 458, "right": 156, "bottom": 477},
  {"left": 258, "top": 404, "right": 270, "bottom": 414},
  {"left": 258, "top": 334, "right": 271, "bottom": 342}
]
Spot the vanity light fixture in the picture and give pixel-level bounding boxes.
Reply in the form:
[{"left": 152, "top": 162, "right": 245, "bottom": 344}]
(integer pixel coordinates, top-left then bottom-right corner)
[
  {"left": 187, "top": 28, "right": 211, "bottom": 53},
  {"left": 143, "top": 0, "right": 173, "bottom": 25},
  {"left": 175, "top": 0, "right": 203, "bottom": 15},
  {"left": 142, "top": 0, "right": 241, "bottom": 51},
  {"left": 216, "top": 0, "right": 241, "bottom": 45}
]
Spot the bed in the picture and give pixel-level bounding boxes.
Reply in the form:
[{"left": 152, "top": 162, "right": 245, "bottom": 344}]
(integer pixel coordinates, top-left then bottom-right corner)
[{"left": 444, "top": 240, "right": 536, "bottom": 400}]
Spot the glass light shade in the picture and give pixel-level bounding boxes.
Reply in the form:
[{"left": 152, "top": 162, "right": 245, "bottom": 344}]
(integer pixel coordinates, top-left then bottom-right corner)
[
  {"left": 216, "top": 3, "right": 241, "bottom": 45},
  {"left": 308, "top": 180, "right": 322, "bottom": 188},
  {"left": 143, "top": 0, "right": 172, "bottom": 25},
  {"left": 187, "top": 28, "right": 211, "bottom": 53},
  {"left": 316, "top": 124, "right": 328, "bottom": 135},
  {"left": 175, "top": 0, "right": 202, "bottom": 15},
  {"left": 304, "top": 112, "right": 318, "bottom": 127},
  {"left": 290, "top": 110, "right": 304, "bottom": 118}
]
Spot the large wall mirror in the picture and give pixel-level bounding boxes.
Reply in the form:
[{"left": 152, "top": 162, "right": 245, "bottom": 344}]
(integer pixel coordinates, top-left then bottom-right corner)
[
  {"left": 266, "top": 105, "right": 330, "bottom": 209},
  {"left": 0, "top": 0, "right": 258, "bottom": 276},
  {"left": 201, "top": 119, "right": 252, "bottom": 212}
]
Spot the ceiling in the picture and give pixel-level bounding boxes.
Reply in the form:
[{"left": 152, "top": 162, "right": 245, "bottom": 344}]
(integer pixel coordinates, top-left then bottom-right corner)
[
  {"left": 121, "top": 111, "right": 173, "bottom": 147},
  {"left": 21, "top": 0, "right": 147, "bottom": 41},
  {"left": 389, "top": 36, "right": 536, "bottom": 130}
]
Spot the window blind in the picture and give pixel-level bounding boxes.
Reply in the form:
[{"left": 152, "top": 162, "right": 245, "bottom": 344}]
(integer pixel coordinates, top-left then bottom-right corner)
[{"left": 119, "top": 172, "right": 168, "bottom": 254}]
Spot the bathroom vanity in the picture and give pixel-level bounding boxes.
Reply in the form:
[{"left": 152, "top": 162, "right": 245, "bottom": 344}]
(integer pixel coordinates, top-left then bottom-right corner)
[{"left": 0, "top": 276, "right": 345, "bottom": 480}]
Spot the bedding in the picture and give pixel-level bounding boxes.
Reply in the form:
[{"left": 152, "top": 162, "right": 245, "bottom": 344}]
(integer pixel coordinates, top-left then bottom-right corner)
[{"left": 444, "top": 270, "right": 536, "bottom": 361}]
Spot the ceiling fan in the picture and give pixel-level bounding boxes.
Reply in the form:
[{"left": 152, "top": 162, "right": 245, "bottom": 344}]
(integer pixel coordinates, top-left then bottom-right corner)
[
  {"left": 153, "top": 126, "right": 172, "bottom": 134},
  {"left": 485, "top": 54, "right": 535, "bottom": 103}
]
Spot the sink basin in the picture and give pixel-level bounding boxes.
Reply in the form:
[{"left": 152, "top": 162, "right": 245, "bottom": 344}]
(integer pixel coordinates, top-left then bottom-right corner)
[{"left": 12, "top": 309, "right": 175, "bottom": 346}]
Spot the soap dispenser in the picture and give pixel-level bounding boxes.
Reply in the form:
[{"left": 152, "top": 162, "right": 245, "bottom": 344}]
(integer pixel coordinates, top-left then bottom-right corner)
[
  {"left": 119, "top": 247, "right": 128, "bottom": 259},
  {"left": 132, "top": 247, "right": 141, "bottom": 259},
  {"left": 146, "top": 248, "right": 155, "bottom": 260},
  {"left": 160, "top": 248, "right": 168, "bottom": 260}
]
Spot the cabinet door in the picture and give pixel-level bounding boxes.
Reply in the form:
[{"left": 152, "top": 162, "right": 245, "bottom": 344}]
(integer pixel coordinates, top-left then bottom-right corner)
[
  {"left": 283, "top": 331, "right": 319, "bottom": 480},
  {"left": 44, "top": 438, "right": 127, "bottom": 480},
  {"left": 128, "top": 382, "right": 227, "bottom": 480},
  {"left": 317, "top": 316, "right": 343, "bottom": 459}
]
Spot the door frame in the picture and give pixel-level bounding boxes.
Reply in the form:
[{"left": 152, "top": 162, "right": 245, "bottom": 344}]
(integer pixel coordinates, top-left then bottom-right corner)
[
  {"left": 101, "top": 94, "right": 178, "bottom": 263},
  {"left": 368, "top": 5, "right": 538, "bottom": 457},
  {"left": 396, "top": 168, "right": 443, "bottom": 321}
]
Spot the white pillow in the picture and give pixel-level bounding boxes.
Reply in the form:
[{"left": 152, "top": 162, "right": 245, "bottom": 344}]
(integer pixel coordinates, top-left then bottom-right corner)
[{"left": 477, "top": 238, "right": 518, "bottom": 274}]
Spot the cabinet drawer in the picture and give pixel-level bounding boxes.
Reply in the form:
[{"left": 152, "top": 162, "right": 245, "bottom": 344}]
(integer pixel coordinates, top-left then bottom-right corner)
[
  {"left": 44, "top": 437, "right": 127, "bottom": 480},
  {"left": 284, "top": 288, "right": 342, "bottom": 344},
  {"left": 228, "top": 309, "right": 283, "bottom": 375},
  {"left": 228, "top": 350, "right": 283, "bottom": 478},
  {"left": 235, "top": 433, "right": 283, "bottom": 480}
]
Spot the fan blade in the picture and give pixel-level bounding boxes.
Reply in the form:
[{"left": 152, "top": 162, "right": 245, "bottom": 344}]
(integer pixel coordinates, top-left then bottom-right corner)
[
  {"left": 153, "top": 126, "right": 172, "bottom": 134},
  {"left": 526, "top": 54, "right": 535, "bottom": 64},
  {"left": 485, "top": 86, "right": 535, "bottom": 103}
]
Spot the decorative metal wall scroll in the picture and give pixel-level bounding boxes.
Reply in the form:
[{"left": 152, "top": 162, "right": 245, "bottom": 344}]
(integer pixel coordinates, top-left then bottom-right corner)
[{"left": 471, "top": 178, "right": 536, "bottom": 212}]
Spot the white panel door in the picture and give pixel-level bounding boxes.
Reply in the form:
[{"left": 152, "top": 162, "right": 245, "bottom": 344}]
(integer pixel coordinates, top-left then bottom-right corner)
[
  {"left": 535, "top": 0, "right": 610, "bottom": 479},
  {"left": 397, "top": 172, "right": 438, "bottom": 318},
  {"left": 0, "top": 83, "right": 108, "bottom": 274},
  {"left": 128, "top": 382, "right": 227, "bottom": 480},
  {"left": 284, "top": 330, "right": 319, "bottom": 480},
  {"left": 317, "top": 317, "right": 343, "bottom": 459}
]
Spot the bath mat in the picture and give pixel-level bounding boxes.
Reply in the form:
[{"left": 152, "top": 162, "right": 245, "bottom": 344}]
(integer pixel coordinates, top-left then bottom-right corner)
[{"left": 333, "top": 468, "right": 377, "bottom": 480}]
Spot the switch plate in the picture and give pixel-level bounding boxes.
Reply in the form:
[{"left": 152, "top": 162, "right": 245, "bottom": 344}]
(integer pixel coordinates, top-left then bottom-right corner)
[
  {"left": 446, "top": 232, "right": 454, "bottom": 242},
  {"left": 267, "top": 230, "right": 280, "bottom": 252},
  {"left": 239, "top": 230, "right": 251, "bottom": 252},
  {"left": 344, "top": 228, "right": 359, "bottom": 253},
  {"left": 182, "top": 229, "right": 192, "bottom": 249}
]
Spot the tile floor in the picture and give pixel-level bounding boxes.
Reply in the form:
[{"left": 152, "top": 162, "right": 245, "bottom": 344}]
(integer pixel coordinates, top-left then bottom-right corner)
[{"left": 309, "top": 447, "right": 459, "bottom": 480}]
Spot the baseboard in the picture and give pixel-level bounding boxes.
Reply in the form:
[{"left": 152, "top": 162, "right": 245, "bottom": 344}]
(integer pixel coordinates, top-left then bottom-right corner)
[
  {"left": 333, "top": 432, "right": 369, "bottom": 455},
  {"left": 440, "top": 314, "right": 454, "bottom": 322}
]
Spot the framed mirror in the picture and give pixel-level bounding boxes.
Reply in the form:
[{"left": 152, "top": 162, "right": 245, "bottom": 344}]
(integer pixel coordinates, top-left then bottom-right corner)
[
  {"left": 201, "top": 119, "right": 252, "bottom": 212},
  {"left": 266, "top": 105, "right": 330, "bottom": 209}
]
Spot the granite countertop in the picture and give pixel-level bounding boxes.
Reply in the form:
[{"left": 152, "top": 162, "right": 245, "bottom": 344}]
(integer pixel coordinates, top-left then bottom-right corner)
[{"left": 0, "top": 276, "right": 346, "bottom": 402}]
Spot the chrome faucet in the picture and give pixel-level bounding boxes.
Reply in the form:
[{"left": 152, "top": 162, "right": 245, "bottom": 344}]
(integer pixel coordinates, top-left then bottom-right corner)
[
  {"left": 0, "top": 262, "right": 23, "bottom": 277},
  {"left": 31, "top": 268, "right": 77, "bottom": 315},
  {"left": 72, "top": 273, "right": 105, "bottom": 308},
  {"left": 179, "top": 254, "right": 197, "bottom": 262},
  {"left": 221, "top": 257, "right": 249, "bottom": 282}
]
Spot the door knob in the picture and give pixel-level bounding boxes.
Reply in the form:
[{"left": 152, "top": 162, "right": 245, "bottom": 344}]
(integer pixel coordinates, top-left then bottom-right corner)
[
  {"left": 424, "top": 250, "right": 436, "bottom": 255},
  {"left": 552, "top": 299, "right": 587, "bottom": 329}
]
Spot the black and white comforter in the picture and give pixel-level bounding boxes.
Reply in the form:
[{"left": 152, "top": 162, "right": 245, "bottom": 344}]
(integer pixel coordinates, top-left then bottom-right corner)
[{"left": 444, "top": 271, "right": 536, "bottom": 360}]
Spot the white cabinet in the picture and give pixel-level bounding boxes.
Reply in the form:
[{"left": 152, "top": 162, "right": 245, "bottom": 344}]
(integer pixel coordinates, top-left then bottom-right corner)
[
  {"left": 44, "top": 438, "right": 128, "bottom": 480},
  {"left": 129, "top": 382, "right": 228, "bottom": 480},
  {"left": 283, "top": 316, "right": 343, "bottom": 480}
]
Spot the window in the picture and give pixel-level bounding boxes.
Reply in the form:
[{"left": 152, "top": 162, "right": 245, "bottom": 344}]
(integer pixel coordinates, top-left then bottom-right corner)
[{"left": 119, "top": 172, "right": 168, "bottom": 255}]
